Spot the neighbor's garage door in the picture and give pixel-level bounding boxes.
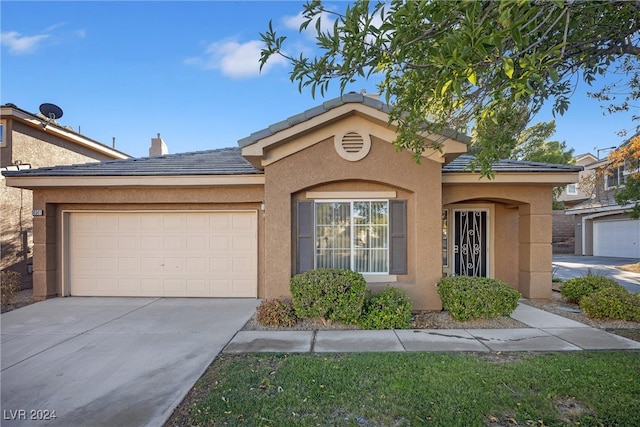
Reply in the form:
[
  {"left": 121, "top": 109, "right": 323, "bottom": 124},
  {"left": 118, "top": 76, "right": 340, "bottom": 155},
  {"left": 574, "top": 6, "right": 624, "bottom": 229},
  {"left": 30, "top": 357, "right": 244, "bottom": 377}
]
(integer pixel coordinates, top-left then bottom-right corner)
[
  {"left": 67, "top": 211, "right": 257, "bottom": 297},
  {"left": 593, "top": 219, "right": 640, "bottom": 258}
]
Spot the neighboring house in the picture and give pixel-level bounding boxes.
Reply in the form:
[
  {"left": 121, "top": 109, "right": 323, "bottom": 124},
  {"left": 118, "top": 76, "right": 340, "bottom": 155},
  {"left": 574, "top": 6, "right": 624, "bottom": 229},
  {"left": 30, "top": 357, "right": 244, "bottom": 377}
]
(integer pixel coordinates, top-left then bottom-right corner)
[
  {"left": 552, "top": 152, "right": 598, "bottom": 254},
  {"left": 2, "top": 94, "right": 580, "bottom": 310},
  {"left": 566, "top": 137, "right": 640, "bottom": 258},
  {"left": 1, "top": 103, "right": 130, "bottom": 289},
  {"left": 556, "top": 153, "right": 599, "bottom": 208}
]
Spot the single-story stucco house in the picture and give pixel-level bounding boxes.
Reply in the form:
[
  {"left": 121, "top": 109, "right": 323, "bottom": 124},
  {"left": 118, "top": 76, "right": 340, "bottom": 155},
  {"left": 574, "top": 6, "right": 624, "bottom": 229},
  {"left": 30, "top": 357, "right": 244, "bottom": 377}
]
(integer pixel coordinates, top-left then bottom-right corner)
[{"left": 2, "top": 93, "right": 581, "bottom": 310}]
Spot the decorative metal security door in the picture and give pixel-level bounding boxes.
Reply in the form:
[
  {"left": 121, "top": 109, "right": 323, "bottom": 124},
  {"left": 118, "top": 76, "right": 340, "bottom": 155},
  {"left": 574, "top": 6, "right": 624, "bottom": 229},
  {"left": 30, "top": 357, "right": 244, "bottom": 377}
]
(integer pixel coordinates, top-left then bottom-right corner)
[{"left": 453, "top": 210, "right": 488, "bottom": 277}]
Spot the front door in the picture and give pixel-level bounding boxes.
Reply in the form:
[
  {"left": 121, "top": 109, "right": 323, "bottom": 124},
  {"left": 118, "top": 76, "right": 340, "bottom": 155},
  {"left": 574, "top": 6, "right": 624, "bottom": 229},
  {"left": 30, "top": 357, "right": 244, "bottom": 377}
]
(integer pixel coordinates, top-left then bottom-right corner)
[{"left": 453, "top": 210, "right": 488, "bottom": 277}]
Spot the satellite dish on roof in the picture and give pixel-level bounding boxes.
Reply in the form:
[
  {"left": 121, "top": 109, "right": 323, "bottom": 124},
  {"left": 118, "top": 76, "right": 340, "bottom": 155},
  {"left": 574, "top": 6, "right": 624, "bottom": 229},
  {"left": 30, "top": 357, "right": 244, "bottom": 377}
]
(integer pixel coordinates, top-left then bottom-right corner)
[{"left": 39, "top": 103, "right": 63, "bottom": 129}]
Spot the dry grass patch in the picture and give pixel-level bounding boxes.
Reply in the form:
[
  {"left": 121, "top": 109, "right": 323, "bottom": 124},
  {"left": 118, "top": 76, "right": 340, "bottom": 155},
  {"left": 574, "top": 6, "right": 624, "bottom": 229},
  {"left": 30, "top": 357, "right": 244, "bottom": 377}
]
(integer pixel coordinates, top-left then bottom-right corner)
[{"left": 618, "top": 262, "right": 640, "bottom": 273}]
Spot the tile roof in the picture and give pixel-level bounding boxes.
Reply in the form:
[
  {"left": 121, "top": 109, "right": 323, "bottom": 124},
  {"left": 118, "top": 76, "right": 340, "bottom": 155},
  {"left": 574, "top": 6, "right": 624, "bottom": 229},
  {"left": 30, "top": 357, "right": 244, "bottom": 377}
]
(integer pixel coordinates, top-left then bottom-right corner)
[
  {"left": 443, "top": 155, "right": 583, "bottom": 173},
  {"left": 237, "top": 92, "right": 471, "bottom": 147},
  {"left": 2, "top": 150, "right": 583, "bottom": 179},
  {"left": 566, "top": 190, "right": 620, "bottom": 212},
  {"left": 1, "top": 147, "right": 261, "bottom": 177}
]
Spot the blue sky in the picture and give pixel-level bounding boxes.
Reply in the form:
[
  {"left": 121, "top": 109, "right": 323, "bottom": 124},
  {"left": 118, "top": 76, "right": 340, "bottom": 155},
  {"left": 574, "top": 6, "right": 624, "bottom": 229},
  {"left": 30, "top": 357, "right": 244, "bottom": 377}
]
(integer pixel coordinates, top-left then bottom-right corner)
[{"left": 1, "top": 1, "right": 636, "bottom": 159}]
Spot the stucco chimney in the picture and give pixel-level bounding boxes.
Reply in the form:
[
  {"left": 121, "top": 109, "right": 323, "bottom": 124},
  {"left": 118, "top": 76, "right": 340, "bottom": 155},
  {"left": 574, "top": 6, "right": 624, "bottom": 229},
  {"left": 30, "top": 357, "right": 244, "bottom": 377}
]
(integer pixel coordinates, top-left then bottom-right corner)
[{"left": 149, "top": 133, "right": 168, "bottom": 156}]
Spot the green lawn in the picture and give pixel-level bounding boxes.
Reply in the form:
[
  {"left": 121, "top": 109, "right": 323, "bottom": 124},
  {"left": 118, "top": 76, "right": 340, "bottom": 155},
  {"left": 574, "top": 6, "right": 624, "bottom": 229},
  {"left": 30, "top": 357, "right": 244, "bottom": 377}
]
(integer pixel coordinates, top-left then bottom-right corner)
[{"left": 171, "top": 351, "right": 640, "bottom": 426}]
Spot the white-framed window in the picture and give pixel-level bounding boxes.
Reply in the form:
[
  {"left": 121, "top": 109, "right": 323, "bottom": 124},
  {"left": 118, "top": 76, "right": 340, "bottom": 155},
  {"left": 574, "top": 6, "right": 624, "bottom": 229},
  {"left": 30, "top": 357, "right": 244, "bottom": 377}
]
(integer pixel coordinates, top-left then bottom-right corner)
[
  {"left": 0, "top": 119, "right": 6, "bottom": 147},
  {"left": 605, "top": 165, "right": 626, "bottom": 190},
  {"left": 566, "top": 183, "right": 578, "bottom": 195},
  {"left": 314, "top": 200, "right": 389, "bottom": 273}
]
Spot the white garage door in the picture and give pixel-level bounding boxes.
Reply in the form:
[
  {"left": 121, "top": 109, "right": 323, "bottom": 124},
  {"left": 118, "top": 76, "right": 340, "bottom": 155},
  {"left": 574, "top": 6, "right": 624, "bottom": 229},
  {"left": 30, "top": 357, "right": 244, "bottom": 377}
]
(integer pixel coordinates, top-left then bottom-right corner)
[
  {"left": 593, "top": 219, "right": 640, "bottom": 258},
  {"left": 67, "top": 211, "right": 257, "bottom": 297}
]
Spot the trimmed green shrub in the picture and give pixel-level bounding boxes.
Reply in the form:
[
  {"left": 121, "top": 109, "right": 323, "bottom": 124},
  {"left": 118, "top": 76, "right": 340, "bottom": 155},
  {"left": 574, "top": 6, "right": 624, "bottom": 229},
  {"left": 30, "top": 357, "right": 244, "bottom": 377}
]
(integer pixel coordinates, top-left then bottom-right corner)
[
  {"left": 1, "top": 270, "right": 21, "bottom": 310},
  {"left": 290, "top": 269, "right": 366, "bottom": 324},
  {"left": 580, "top": 287, "right": 640, "bottom": 321},
  {"left": 256, "top": 299, "right": 298, "bottom": 327},
  {"left": 559, "top": 274, "right": 622, "bottom": 304},
  {"left": 437, "top": 276, "right": 521, "bottom": 321},
  {"left": 359, "top": 287, "right": 413, "bottom": 330}
]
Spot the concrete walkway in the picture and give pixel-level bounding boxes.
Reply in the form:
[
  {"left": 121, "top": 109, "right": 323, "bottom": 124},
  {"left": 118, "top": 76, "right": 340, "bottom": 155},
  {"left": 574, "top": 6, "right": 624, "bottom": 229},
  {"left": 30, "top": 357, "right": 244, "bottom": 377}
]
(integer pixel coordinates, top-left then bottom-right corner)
[{"left": 224, "top": 302, "right": 640, "bottom": 354}]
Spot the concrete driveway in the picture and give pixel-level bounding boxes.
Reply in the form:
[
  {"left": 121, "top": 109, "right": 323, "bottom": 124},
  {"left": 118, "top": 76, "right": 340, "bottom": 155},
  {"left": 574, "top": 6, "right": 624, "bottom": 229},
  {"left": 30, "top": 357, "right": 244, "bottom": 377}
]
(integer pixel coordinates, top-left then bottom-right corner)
[
  {"left": 553, "top": 255, "right": 640, "bottom": 293},
  {"left": 1, "top": 297, "right": 259, "bottom": 427}
]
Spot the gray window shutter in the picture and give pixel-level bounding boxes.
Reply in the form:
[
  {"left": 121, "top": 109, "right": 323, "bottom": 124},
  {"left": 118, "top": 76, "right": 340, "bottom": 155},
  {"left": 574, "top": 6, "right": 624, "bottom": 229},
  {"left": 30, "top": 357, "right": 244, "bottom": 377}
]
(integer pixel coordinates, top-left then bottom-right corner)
[
  {"left": 297, "top": 200, "right": 314, "bottom": 273},
  {"left": 389, "top": 199, "right": 407, "bottom": 275}
]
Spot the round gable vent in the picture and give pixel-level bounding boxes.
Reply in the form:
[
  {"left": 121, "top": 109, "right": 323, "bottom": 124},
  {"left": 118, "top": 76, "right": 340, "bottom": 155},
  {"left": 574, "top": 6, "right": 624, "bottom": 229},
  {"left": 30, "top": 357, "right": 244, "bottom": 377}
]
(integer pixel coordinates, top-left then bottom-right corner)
[{"left": 334, "top": 131, "right": 371, "bottom": 161}]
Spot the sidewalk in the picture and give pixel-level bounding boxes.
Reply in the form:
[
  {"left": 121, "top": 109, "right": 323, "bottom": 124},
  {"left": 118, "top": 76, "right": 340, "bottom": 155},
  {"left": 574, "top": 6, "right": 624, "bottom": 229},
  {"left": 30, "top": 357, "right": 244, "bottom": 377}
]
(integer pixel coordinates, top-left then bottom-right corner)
[{"left": 224, "top": 302, "right": 640, "bottom": 354}]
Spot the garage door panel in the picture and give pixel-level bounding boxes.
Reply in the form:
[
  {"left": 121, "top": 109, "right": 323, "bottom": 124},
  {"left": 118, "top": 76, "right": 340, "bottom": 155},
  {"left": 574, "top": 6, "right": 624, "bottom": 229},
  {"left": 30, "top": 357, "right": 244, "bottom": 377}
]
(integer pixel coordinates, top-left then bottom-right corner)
[
  {"left": 74, "top": 236, "right": 97, "bottom": 250},
  {"left": 163, "top": 279, "right": 186, "bottom": 295},
  {"left": 186, "top": 236, "right": 207, "bottom": 251},
  {"left": 233, "top": 257, "right": 254, "bottom": 272},
  {"left": 210, "top": 257, "right": 230, "bottom": 272},
  {"left": 118, "top": 236, "right": 138, "bottom": 250},
  {"left": 232, "top": 214, "right": 253, "bottom": 230},
  {"left": 186, "top": 258, "right": 207, "bottom": 273},
  {"left": 96, "top": 236, "right": 117, "bottom": 250},
  {"left": 73, "top": 215, "right": 96, "bottom": 230},
  {"left": 140, "top": 214, "right": 163, "bottom": 230},
  {"left": 118, "top": 215, "right": 138, "bottom": 230},
  {"left": 96, "top": 257, "right": 117, "bottom": 271},
  {"left": 96, "top": 214, "right": 117, "bottom": 230},
  {"left": 185, "top": 279, "right": 207, "bottom": 295},
  {"left": 73, "top": 257, "right": 96, "bottom": 273},
  {"left": 141, "top": 236, "right": 162, "bottom": 250},
  {"left": 163, "top": 258, "right": 184, "bottom": 273},
  {"left": 210, "top": 214, "right": 231, "bottom": 230},
  {"left": 210, "top": 236, "right": 230, "bottom": 250},
  {"left": 163, "top": 236, "right": 184, "bottom": 250},
  {"left": 594, "top": 219, "right": 640, "bottom": 258},
  {"left": 68, "top": 211, "right": 257, "bottom": 297},
  {"left": 73, "top": 278, "right": 95, "bottom": 295},
  {"left": 232, "top": 280, "right": 257, "bottom": 297},
  {"left": 163, "top": 215, "right": 185, "bottom": 230},
  {"left": 97, "top": 278, "right": 117, "bottom": 293},
  {"left": 232, "top": 235, "right": 253, "bottom": 251},
  {"left": 186, "top": 214, "right": 208, "bottom": 229},
  {"left": 141, "top": 278, "right": 161, "bottom": 293},
  {"left": 118, "top": 257, "right": 140, "bottom": 273}
]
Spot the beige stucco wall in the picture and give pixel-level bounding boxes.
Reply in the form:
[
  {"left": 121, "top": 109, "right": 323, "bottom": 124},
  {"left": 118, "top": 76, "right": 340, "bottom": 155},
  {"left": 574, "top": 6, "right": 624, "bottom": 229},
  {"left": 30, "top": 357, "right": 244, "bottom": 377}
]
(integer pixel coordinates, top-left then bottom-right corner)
[
  {"left": 1, "top": 120, "right": 119, "bottom": 289},
  {"left": 263, "top": 127, "right": 445, "bottom": 310},
  {"left": 443, "top": 183, "right": 554, "bottom": 299},
  {"left": 29, "top": 185, "right": 265, "bottom": 300}
]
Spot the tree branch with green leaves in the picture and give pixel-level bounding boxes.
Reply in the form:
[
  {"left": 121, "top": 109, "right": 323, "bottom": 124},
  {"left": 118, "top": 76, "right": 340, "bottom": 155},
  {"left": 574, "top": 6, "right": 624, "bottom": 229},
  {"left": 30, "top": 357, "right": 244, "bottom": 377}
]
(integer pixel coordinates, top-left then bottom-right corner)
[{"left": 260, "top": 0, "right": 640, "bottom": 176}]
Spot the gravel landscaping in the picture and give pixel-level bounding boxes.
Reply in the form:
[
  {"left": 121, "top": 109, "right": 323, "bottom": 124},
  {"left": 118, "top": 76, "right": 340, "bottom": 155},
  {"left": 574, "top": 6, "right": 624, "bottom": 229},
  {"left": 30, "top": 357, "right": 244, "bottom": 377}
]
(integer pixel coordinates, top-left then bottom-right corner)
[{"left": 240, "top": 288, "right": 640, "bottom": 342}]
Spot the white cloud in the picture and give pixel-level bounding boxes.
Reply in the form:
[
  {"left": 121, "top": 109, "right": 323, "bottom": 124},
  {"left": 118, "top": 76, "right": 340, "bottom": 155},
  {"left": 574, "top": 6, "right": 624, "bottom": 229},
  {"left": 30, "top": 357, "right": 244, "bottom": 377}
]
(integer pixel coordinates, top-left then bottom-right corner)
[
  {"left": 186, "top": 39, "right": 286, "bottom": 79},
  {"left": 1, "top": 31, "right": 49, "bottom": 54},
  {"left": 283, "top": 11, "right": 336, "bottom": 37}
]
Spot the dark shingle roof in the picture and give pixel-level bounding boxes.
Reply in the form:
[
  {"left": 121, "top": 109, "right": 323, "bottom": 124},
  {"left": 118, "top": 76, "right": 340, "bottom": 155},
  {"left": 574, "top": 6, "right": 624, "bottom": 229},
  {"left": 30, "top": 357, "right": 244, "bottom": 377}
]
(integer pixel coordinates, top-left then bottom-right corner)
[
  {"left": 1, "top": 147, "right": 261, "bottom": 177},
  {"left": 443, "top": 155, "right": 583, "bottom": 173},
  {"left": 238, "top": 92, "right": 471, "bottom": 147}
]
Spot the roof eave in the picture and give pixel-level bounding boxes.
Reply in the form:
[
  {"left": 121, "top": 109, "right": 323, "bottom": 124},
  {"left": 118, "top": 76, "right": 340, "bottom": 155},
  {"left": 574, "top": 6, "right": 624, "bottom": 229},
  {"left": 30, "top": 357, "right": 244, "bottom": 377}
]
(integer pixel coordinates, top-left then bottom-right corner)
[
  {"left": 4, "top": 174, "right": 265, "bottom": 189},
  {"left": 442, "top": 171, "right": 580, "bottom": 184},
  {"left": 1, "top": 105, "right": 130, "bottom": 160}
]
